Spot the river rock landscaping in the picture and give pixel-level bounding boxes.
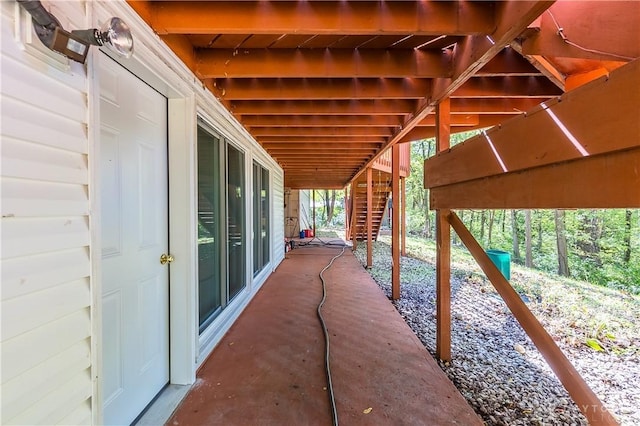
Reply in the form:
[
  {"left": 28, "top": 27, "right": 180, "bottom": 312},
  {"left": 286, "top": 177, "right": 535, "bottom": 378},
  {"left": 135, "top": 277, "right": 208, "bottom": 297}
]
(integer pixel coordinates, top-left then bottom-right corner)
[{"left": 352, "top": 236, "right": 640, "bottom": 426}]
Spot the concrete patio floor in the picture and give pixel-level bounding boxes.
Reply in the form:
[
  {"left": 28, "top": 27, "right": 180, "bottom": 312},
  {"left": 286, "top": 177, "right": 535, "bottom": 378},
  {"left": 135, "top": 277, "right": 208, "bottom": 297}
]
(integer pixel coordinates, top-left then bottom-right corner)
[{"left": 167, "top": 243, "right": 481, "bottom": 425}]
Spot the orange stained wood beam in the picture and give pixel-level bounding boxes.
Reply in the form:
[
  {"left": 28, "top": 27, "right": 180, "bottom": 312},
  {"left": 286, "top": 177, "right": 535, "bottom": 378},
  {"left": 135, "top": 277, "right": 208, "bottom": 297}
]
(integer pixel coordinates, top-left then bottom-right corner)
[
  {"left": 276, "top": 153, "right": 369, "bottom": 159},
  {"left": 230, "top": 100, "right": 416, "bottom": 115},
  {"left": 450, "top": 98, "right": 543, "bottom": 114},
  {"left": 249, "top": 127, "right": 393, "bottom": 137},
  {"left": 564, "top": 67, "right": 610, "bottom": 92},
  {"left": 352, "top": 1, "right": 555, "bottom": 181},
  {"left": 350, "top": 182, "right": 358, "bottom": 248},
  {"left": 475, "top": 47, "right": 542, "bottom": 76},
  {"left": 419, "top": 114, "right": 480, "bottom": 126},
  {"left": 510, "top": 41, "right": 565, "bottom": 90},
  {"left": 148, "top": 1, "right": 496, "bottom": 36},
  {"left": 196, "top": 49, "right": 451, "bottom": 79},
  {"left": 345, "top": 184, "right": 352, "bottom": 241},
  {"left": 448, "top": 211, "right": 618, "bottom": 425},
  {"left": 260, "top": 138, "right": 384, "bottom": 145},
  {"left": 213, "top": 75, "right": 560, "bottom": 101},
  {"left": 435, "top": 98, "right": 452, "bottom": 362},
  {"left": 391, "top": 144, "right": 401, "bottom": 300},
  {"left": 401, "top": 115, "right": 509, "bottom": 143},
  {"left": 159, "top": 34, "right": 197, "bottom": 71},
  {"left": 210, "top": 78, "right": 431, "bottom": 100},
  {"left": 521, "top": 1, "right": 640, "bottom": 61},
  {"left": 401, "top": 177, "right": 406, "bottom": 257},
  {"left": 239, "top": 115, "right": 403, "bottom": 128},
  {"left": 366, "top": 167, "right": 373, "bottom": 268},
  {"left": 280, "top": 164, "right": 366, "bottom": 170},
  {"left": 453, "top": 76, "right": 562, "bottom": 98},
  {"left": 430, "top": 147, "right": 640, "bottom": 209},
  {"left": 425, "top": 59, "right": 640, "bottom": 189},
  {"left": 273, "top": 153, "right": 370, "bottom": 159}
]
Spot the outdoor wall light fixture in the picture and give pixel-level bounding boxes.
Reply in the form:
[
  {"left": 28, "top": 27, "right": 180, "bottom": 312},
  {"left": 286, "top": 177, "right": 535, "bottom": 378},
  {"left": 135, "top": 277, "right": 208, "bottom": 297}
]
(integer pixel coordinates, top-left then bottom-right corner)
[{"left": 17, "top": 0, "right": 133, "bottom": 63}]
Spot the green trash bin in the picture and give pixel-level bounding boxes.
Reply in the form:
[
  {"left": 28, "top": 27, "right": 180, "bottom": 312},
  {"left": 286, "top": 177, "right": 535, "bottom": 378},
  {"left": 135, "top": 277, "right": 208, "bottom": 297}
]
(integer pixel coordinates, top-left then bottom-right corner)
[{"left": 486, "top": 249, "right": 511, "bottom": 280}]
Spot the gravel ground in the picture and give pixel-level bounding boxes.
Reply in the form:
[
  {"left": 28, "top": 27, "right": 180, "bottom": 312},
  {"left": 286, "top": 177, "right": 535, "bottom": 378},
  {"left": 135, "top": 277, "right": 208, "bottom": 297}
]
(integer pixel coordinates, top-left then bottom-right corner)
[{"left": 352, "top": 240, "right": 640, "bottom": 426}]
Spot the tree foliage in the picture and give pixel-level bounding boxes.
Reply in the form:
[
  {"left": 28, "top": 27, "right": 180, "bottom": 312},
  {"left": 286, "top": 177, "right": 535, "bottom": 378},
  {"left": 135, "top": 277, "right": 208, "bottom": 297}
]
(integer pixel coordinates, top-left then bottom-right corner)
[{"left": 404, "top": 132, "right": 640, "bottom": 294}]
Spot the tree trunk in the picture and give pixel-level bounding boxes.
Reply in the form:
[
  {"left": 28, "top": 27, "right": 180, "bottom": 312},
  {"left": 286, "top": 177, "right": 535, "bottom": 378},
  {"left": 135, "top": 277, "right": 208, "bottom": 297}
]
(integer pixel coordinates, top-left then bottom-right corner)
[
  {"left": 420, "top": 140, "right": 431, "bottom": 238},
  {"left": 525, "top": 210, "right": 533, "bottom": 268},
  {"left": 480, "top": 210, "right": 486, "bottom": 245},
  {"left": 325, "top": 190, "right": 336, "bottom": 224},
  {"left": 555, "top": 209, "right": 570, "bottom": 276},
  {"left": 576, "top": 210, "right": 603, "bottom": 266},
  {"left": 511, "top": 210, "right": 521, "bottom": 262},
  {"left": 624, "top": 209, "right": 632, "bottom": 263},
  {"left": 487, "top": 210, "right": 495, "bottom": 248},
  {"left": 501, "top": 209, "right": 506, "bottom": 233},
  {"left": 536, "top": 210, "right": 543, "bottom": 251}
]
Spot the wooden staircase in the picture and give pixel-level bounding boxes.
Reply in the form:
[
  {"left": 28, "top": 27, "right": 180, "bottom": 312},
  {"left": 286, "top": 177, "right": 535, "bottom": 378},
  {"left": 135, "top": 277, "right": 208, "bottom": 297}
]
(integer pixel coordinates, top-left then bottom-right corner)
[
  {"left": 346, "top": 144, "right": 411, "bottom": 242},
  {"left": 348, "top": 170, "right": 392, "bottom": 241}
]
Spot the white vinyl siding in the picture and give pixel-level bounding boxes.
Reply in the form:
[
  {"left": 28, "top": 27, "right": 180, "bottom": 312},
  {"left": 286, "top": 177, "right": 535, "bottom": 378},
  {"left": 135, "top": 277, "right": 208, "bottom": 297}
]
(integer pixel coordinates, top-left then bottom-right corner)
[
  {"left": 1, "top": 1, "right": 92, "bottom": 424},
  {"left": 272, "top": 169, "right": 285, "bottom": 266}
]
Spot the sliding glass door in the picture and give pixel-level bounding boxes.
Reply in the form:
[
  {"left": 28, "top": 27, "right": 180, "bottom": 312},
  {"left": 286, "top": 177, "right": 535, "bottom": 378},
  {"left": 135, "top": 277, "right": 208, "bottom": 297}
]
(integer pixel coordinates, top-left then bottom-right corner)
[
  {"left": 197, "top": 123, "right": 247, "bottom": 332},
  {"left": 197, "top": 126, "right": 223, "bottom": 331},
  {"left": 227, "top": 145, "right": 246, "bottom": 300},
  {"left": 253, "top": 162, "right": 270, "bottom": 275}
]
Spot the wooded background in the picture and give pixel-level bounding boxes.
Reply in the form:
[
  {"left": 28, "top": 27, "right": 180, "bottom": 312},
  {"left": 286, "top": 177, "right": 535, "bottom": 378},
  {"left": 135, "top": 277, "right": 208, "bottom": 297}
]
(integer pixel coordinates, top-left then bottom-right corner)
[{"left": 314, "top": 131, "right": 640, "bottom": 295}]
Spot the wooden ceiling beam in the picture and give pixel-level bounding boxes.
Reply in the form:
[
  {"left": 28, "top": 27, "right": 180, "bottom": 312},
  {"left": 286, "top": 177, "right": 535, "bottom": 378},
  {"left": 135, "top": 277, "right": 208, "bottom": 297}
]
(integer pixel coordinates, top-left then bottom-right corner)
[
  {"left": 450, "top": 98, "right": 543, "bottom": 114},
  {"left": 209, "top": 78, "right": 431, "bottom": 100},
  {"left": 239, "top": 115, "right": 403, "bottom": 128},
  {"left": 148, "top": 1, "right": 495, "bottom": 36},
  {"left": 249, "top": 127, "right": 393, "bottom": 137},
  {"left": 260, "top": 136, "right": 384, "bottom": 143},
  {"left": 230, "top": 100, "right": 415, "bottom": 115},
  {"left": 401, "top": 115, "right": 509, "bottom": 142},
  {"left": 196, "top": 49, "right": 451, "bottom": 78},
  {"left": 418, "top": 114, "right": 507, "bottom": 127},
  {"left": 521, "top": 2, "right": 640, "bottom": 61},
  {"left": 353, "top": 0, "right": 555, "bottom": 181},
  {"left": 159, "top": 34, "right": 197, "bottom": 71},
  {"left": 510, "top": 41, "right": 565, "bottom": 90},
  {"left": 212, "top": 75, "right": 560, "bottom": 100},
  {"left": 264, "top": 142, "right": 381, "bottom": 149},
  {"left": 454, "top": 76, "right": 562, "bottom": 98},
  {"left": 476, "top": 47, "right": 542, "bottom": 76}
]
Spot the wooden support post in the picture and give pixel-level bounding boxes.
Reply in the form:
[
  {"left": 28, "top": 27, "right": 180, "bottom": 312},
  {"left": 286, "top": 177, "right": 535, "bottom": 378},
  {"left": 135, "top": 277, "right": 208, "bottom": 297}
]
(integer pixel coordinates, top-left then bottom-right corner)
[
  {"left": 448, "top": 211, "right": 618, "bottom": 425},
  {"left": 350, "top": 184, "right": 358, "bottom": 250},
  {"left": 391, "top": 144, "right": 401, "bottom": 300},
  {"left": 345, "top": 184, "right": 351, "bottom": 241},
  {"left": 366, "top": 167, "right": 373, "bottom": 268},
  {"left": 401, "top": 176, "right": 407, "bottom": 257},
  {"left": 435, "top": 98, "right": 451, "bottom": 361}
]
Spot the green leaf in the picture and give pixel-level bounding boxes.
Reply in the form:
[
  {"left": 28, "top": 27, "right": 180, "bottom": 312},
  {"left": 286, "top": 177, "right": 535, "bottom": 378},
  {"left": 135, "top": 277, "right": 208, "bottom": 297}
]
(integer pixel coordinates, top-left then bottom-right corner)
[{"left": 586, "top": 338, "right": 604, "bottom": 352}]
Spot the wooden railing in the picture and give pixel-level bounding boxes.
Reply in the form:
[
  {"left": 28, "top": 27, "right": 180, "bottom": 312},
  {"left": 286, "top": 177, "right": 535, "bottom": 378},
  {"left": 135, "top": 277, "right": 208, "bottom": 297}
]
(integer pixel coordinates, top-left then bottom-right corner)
[{"left": 371, "top": 143, "right": 411, "bottom": 176}]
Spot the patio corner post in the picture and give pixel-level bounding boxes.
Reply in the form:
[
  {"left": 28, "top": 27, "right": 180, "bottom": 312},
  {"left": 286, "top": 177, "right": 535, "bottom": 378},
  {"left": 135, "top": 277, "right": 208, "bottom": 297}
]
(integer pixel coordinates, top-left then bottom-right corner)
[
  {"left": 366, "top": 167, "right": 373, "bottom": 268},
  {"left": 435, "top": 98, "right": 452, "bottom": 361},
  {"left": 391, "top": 144, "right": 401, "bottom": 300},
  {"left": 345, "top": 183, "right": 351, "bottom": 241},
  {"left": 401, "top": 176, "right": 406, "bottom": 257},
  {"left": 350, "top": 182, "right": 358, "bottom": 250}
]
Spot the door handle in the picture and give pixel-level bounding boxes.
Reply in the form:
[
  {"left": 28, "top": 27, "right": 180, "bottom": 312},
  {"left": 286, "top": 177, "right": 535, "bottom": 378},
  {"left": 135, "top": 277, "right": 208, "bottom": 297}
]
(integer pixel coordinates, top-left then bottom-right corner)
[{"left": 160, "top": 253, "right": 174, "bottom": 265}]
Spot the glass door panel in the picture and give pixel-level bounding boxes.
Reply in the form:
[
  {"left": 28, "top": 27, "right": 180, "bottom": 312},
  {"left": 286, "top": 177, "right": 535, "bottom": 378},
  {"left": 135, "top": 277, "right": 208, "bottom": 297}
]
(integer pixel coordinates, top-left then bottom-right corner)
[
  {"left": 197, "top": 127, "right": 222, "bottom": 331},
  {"left": 227, "top": 145, "right": 246, "bottom": 299}
]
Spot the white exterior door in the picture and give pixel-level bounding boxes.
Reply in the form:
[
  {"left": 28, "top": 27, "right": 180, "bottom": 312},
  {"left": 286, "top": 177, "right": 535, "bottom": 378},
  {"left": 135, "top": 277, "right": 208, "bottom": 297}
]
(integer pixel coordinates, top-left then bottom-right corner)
[{"left": 99, "top": 56, "right": 170, "bottom": 425}]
